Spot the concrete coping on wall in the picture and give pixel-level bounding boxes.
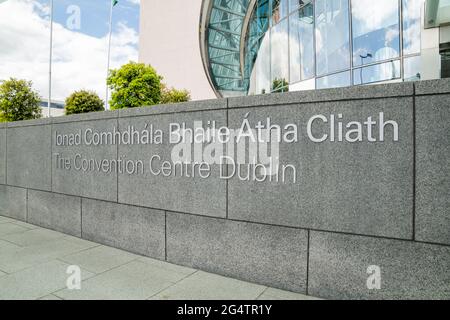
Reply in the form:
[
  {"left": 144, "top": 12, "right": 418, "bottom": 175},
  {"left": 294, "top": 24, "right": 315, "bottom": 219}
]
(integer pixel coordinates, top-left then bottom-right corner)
[
  {"left": 5, "top": 79, "right": 450, "bottom": 128},
  {"left": 415, "top": 78, "right": 450, "bottom": 95}
]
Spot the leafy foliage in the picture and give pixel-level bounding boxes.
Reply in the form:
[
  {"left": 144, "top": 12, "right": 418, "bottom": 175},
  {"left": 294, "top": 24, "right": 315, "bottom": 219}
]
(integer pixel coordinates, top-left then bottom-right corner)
[
  {"left": 271, "top": 78, "right": 289, "bottom": 93},
  {"left": 160, "top": 84, "right": 191, "bottom": 104},
  {"left": 65, "top": 90, "right": 104, "bottom": 115},
  {"left": 107, "top": 62, "right": 162, "bottom": 109},
  {"left": 0, "top": 78, "right": 42, "bottom": 122}
]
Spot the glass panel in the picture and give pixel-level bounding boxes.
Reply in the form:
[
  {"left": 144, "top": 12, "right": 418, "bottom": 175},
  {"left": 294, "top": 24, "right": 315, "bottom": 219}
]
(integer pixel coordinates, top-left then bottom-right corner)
[
  {"left": 255, "top": 32, "right": 271, "bottom": 94},
  {"left": 271, "top": 19, "right": 289, "bottom": 91},
  {"left": 289, "top": 78, "right": 315, "bottom": 91},
  {"left": 289, "top": 15, "right": 301, "bottom": 83},
  {"left": 272, "top": 0, "right": 289, "bottom": 25},
  {"left": 352, "top": 0, "right": 400, "bottom": 67},
  {"left": 289, "top": 0, "right": 312, "bottom": 13},
  {"left": 316, "top": 71, "right": 351, "bottom": 89},
  {"left": 403, "top": 0, "right": 423, "bottom": 55},
  {"left": 289, "top": 4, "right": 315, "bottom": 83},
  {"left": 0, "top": 0, "right": 50, "bottom": 102},
  {"left": 353, "top": 60, "right": 401, "bottom": 85},
  {"left": 244, "top": 0, "right": 271, "bottom": 94},
  {"left": 208, "top": 0, "right": 250, "bottom": 95},
  {"left": 403, "top": 56, "right": 421, "bottom": 81},
  {"left": 315, "top": 0, "right": 350, "bottom": 76},
  {"left": 425, "top": 0, "right": 450, "bottom": 28}
]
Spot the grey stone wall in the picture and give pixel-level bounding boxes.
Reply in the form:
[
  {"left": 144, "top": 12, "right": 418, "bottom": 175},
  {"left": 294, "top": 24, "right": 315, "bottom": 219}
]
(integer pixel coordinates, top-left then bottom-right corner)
[{"left": 0, "top": 79, "right": 449, "bottom": 300}]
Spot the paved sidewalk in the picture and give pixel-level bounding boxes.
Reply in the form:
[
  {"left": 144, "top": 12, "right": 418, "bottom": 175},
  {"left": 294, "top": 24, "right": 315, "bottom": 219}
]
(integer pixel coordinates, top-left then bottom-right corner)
[{"left": 0, "top": 216, "right": 319, "bottom": 300}]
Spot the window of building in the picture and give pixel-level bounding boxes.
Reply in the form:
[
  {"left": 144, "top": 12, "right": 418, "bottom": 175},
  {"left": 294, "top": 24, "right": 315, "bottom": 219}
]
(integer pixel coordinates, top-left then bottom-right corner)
[
  {"left": 353, "top": 60, "right": 401, "bottom": 85},
  {"left": 352, "top": 0, "right": 400, "bottom": 67},
  {"left": 403, "top": 0, "right": 423, "bottom": 55},
  {"left": 289, "top": 3, "right": 315, "bottom": 83},
  {"left": 316, "top": 71, "right": 351, "bottom": 89},
  {"left": 289, "top": 0, "right": 312, "bottom": 14},
  {"left": 270, "top": 19, "right": 289, "bottom": 91},
  {"left": 256, "top": 33, "right": 272, "bottom": 94},
  {"left": 315, "top": 0, "right": 351, "bottom": 76},
  {"left": 272, "top": 0, "right": 289, "bottom": 25},
  {"left": 403, "top": 55, "right": 421, "bottom": 81}
]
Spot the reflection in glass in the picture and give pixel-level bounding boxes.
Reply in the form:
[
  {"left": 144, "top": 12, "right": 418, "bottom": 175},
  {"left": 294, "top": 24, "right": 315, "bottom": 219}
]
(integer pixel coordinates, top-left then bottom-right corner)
[
  {"left": 271, "top": 19, "right": 289, "bottom": 91},
  {"left": 352, "top": 0, "right": 400, "bottom": 66},
  {"left": 289, "top": 0, "right": 312, "bottom": 13},
  {"left": 289, "top": 78, "right": 315, "bottom": 91},
  {"left": 246, "top": 0, "right": 423, "bottom": 95},
  {"left": 245, "top": 0, "right": 271, "bottom": 94},
  {"left": 316, "top": 71, "right": 351, "bottom": 89},
  {"left": 403, "top": 56, "right": 421, "bottom": 81},
  {"left": 315, "top": 0, "right": 350, "bottom": 76},
  {"left": 353, "top": 60, "right": 401, "bottom": 85},
  {"left": 255, "top": 32, "right": 271, "bottom": 94},
  {"left": 289, "top": 4, "right": 315, "bottom": 83},
  {"left": 272, "top": 0, "right": 288, "bottom": 25},
  {"left": 403, "top": 0, "right": 423, "bottom": 55}
]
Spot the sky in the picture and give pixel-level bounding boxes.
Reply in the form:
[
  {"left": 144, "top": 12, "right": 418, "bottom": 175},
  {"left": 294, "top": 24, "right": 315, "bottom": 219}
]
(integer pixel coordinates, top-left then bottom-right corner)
[{"left": 0, "top": 0, "right": 140, "bottom": 102}]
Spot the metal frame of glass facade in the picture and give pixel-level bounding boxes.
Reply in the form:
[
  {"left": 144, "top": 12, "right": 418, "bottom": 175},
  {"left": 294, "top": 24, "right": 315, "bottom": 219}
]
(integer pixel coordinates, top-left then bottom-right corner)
[
  {"left": 200, "top": 0, "right": 252, "bottom": 97},
  {"left": 201, "top": 0, "right": 423, "bottom": 97}
]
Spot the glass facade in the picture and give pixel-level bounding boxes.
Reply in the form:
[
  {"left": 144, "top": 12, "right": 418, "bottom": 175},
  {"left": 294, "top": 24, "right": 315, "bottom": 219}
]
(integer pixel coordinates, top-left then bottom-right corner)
[
  {"left": 203, "top": 0, "right": 424, "bottom": 97},
  {"left": 206, "top": 0, "right": 250, "bottom": 96},
  {"left": 244, "top": 0, "right": 423, "bottom": 95}
]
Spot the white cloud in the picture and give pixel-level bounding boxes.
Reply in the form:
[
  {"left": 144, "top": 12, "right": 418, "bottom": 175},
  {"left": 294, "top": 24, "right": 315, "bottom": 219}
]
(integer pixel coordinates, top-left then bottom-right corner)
[
  {"left": 351, "top": 0, "right": 398, "bottom": 36},
  {"left": 0, "top": 0, "right": 138, "bottom": 102},
  {"left": 126, "top": 0, "right": 140, "bottom": 5}
]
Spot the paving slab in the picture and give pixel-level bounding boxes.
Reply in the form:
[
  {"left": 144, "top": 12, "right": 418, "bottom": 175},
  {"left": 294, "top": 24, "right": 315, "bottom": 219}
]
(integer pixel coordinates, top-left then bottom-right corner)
[
  {"left": 58, "top": 245, "right": 139, "bottom": 274},
  {"left": 257, "top": 288, "right": 321, "bottom": 300},
  {"left": 0, "top": 238, "right": 92, "bottom": 273},
  {"left": 0, "top": 260, "right": 94, "bottom": 300},
  {"left": 1, "top": 228, "right": 66, "bottom": 247},
  {"left": 11, "top": 221, "right": 41, "bottom": 230},
  {"left": 0, "top": 217, "right": 322, "bottom": 300},
  {"left": 0, "top": 239, "right": 21, "bottom": 255},
  {"left": 38, "top": 294, "right": 63, "bottom": 300},
  {"left": 138, "top": 256, "right": 197, "bottom": 277},
  {"left": 150, "top": 271, "right": 266, "bottom": 300},
  {"left": 0, "top": 223, "right": 29, "bottom": 237},
  {"left": 61, "top": 235, "right": 100, "bottom": 250},
  {"left": 55, "top": 260, "right": 183, "bottom": 300},
  {"left": 0, "top": 216, "right": 15, "bottom": 224}
]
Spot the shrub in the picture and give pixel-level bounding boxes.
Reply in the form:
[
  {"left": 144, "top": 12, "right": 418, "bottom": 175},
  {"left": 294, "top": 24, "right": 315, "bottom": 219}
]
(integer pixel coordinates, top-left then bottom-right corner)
[
  {"left": 107, "top": 61, "right": 162, "bottom": 109},
  {"left": 0, "top": 78, "right": 41, "bottom": 122},
  {"left": 65, "top": 90, "right": 104, "bottom": 115},
  {"left": 160, "top": 84, "right": 191, "bottom": 104}
]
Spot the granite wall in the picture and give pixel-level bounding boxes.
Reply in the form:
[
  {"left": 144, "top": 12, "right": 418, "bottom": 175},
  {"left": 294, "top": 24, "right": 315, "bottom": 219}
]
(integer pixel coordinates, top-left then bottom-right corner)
[{"left": 0, "top": 79, "right": 449, "bottom": 300}]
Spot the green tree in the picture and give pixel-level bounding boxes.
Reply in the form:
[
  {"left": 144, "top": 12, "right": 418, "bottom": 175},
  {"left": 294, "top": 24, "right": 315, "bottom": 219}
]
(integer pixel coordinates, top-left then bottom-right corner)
[
  {"left": 65, "top": 90, "right": 104, "bottom": 115},
  {"left": 271, "top": 78, "right": 289, "bottom": 93},
  {"left": 107, "top": 62, "right": 162, "bottom": 109},
  {"left": 160, "top": 84, "right": 191, "bottom": 104},
  {"left": 0, "top": 78, "right": 41, "bottom": 122}
]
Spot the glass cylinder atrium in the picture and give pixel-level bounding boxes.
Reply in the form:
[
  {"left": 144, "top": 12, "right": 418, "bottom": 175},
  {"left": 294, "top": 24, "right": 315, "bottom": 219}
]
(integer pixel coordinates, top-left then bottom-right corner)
[{"left": 202, "top": 0, "right": 423, "bottom": 97}]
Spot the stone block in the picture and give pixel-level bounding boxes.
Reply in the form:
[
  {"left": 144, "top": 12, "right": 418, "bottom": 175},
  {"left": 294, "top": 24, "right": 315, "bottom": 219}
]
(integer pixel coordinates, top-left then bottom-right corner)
[
  {"left": 7, "top": 125, "right": 51, "bottom": 190},
  {"left": 166, "top": 212, "right": 308, "bottom": 293},
  {"left": 27, "top": 190, "right": 81, "bottom": 237},
  {"left": 81, "top": 199, "right": 165, "bottom": 259},
  {"left": 227, "top": 97, "right": 414, "bottom": 239},
  {"left": 416, "top": 94, "right": 450, "bottom": 245},
  {"left": 309, "top": 231, "right": 450, "bottom": 300}
]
